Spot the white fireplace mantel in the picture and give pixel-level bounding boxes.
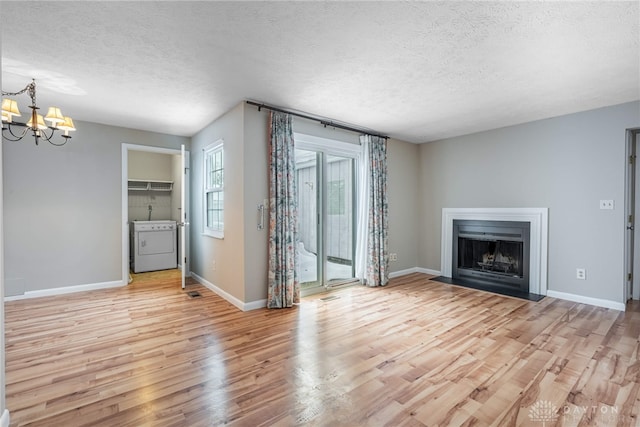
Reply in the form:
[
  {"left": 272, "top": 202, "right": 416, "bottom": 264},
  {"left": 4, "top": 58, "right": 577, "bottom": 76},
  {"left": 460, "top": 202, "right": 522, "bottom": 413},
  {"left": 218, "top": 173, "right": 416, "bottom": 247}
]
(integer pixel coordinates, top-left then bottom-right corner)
[{"left": 441, "top": 208, "right": 548, "bottom": 295}]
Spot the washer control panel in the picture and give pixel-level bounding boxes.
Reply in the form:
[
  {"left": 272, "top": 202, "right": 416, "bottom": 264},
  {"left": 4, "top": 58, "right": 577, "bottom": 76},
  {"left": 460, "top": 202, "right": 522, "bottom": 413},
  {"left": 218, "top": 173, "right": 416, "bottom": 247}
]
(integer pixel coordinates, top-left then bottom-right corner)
[{"left": 133, "top": 221, "right": 177, "bottom": 232}]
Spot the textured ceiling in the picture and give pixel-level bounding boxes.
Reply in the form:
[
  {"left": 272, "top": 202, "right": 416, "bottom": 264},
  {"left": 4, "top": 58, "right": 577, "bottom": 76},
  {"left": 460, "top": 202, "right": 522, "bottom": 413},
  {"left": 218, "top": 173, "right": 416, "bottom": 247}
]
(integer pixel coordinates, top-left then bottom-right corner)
[{"left": 2, "top": 1, "right": 639, "bottom": 143}]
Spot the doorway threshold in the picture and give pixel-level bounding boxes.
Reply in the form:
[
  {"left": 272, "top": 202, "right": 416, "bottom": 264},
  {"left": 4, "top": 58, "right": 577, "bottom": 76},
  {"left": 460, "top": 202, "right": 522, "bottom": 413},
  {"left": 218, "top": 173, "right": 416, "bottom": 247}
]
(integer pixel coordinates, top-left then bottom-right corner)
[{"left": 301, "top": 281, "right": 358, "bottom": 298}]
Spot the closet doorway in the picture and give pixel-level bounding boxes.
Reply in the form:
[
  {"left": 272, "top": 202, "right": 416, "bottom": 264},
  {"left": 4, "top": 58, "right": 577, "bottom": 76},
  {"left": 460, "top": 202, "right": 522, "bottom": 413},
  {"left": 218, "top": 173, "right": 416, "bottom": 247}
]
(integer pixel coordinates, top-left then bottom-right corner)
[{"left": 121, "top": 144, "right": 190, "bottom": 288}]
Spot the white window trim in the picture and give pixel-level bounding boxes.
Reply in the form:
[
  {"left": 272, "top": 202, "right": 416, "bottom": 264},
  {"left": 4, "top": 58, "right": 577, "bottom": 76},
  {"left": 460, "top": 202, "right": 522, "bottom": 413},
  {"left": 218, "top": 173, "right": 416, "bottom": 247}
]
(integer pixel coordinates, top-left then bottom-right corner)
[
  {"left": 294, "top": 132, "right": 362, "bottom": 157},
  {"left": 203, "top": 139, "right": 224, "bottom": 239}
]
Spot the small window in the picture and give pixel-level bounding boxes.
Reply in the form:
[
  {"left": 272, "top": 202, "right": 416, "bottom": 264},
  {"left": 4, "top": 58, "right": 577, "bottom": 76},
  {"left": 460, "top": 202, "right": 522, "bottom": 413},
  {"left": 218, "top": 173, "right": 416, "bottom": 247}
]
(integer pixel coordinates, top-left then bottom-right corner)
[{"left": 203, "top": 140, "right": 224, "bottom": 238}]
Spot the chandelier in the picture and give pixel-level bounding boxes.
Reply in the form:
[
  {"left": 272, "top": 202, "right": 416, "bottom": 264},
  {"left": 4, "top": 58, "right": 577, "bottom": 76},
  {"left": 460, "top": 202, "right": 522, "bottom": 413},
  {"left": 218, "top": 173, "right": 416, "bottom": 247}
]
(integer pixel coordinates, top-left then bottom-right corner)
[{"left": 2, "top": 79, "right": 76, "bottom": 146}]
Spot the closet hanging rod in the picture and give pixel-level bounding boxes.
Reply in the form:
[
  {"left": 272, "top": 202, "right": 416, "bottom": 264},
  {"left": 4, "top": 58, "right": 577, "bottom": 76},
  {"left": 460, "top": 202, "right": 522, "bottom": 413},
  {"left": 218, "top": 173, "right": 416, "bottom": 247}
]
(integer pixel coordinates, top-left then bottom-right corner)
[{"left": 245, "top": 100, "right": 389, "bottom": 140}]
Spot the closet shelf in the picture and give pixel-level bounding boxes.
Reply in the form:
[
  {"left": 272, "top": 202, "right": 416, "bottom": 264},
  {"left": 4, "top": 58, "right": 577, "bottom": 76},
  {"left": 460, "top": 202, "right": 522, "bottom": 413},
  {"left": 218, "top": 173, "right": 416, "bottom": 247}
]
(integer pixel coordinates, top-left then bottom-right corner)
[{"left": 128, "top": 179, "right": 173, "bottom": 192}]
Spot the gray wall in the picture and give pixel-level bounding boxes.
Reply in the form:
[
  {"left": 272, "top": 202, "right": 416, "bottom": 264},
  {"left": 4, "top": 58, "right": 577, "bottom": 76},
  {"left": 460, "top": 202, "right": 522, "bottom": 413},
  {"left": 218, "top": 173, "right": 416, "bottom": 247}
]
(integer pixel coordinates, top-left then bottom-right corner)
[
  {"left": 241, "top": 105, "right": 270, "bottom": 302},
  {"left": 417, "top": 101, "right": 640, "bottom": 304},
  {"left": 189, "top": 103, "right": 271, "bottom": 305},
  {"left": 3, "top": 121, "right": 188, "bottom": 296},
  {"left": 190, "top": 103, "right": 247, "bottom": 301},
  {"left": 387, "top": 138, "right": 420, "bottom": 272}
]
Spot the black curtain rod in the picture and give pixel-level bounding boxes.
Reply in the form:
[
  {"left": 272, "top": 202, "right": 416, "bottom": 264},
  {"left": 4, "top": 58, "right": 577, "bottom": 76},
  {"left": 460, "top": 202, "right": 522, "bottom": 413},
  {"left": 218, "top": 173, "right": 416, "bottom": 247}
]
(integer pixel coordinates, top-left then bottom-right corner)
[{"left": 246, "top": 100, "right": 389, "bottom": 140}]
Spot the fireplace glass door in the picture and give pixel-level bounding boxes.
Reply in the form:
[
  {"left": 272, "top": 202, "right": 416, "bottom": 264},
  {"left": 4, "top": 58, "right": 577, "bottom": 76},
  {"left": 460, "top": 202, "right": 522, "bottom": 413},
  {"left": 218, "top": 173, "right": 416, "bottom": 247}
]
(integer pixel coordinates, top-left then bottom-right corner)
[
  {"left": 453, "top": 220, "right": 530, "bottom": 291},
  {"left": 457, "top": 239, "right": 524, "bottom": 278}
]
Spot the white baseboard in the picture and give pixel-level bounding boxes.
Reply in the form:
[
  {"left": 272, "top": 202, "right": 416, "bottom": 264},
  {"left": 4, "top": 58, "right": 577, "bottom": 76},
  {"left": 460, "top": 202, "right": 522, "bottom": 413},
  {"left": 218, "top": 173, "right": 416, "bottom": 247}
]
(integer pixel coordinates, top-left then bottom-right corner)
[
  {"left": 389, "top": 267, "right": 441, "bottom": 279},
  {"left": 243, "top": 299, "right": 268, "bottom": 311},
  {"left": 190, "top": 272, "right": 266, "bottom": 311},
  {"left": 389, "top": 267, "right": 417, "bottom": 278},
  {"left": 416, "top": 267, "right": 442, "bottom": 276},
  {"left": 11, "top": 270, "right": 622, "bottom": 313},
  {"left": 0, "top": 409, "right": 9, "bottom": 427},
  {"left": 546, "top": 290, "right": 625, "bottom": 311},
  {"left": 4, "top": 280, "right": 125, "bottom": 301}
]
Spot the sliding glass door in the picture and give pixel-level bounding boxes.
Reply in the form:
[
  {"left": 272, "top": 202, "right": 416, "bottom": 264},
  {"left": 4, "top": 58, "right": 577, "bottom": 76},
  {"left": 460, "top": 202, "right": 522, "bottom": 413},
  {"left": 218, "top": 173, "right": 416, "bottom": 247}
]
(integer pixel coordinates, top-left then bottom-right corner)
[
  {"left": 295, "top": 136, "right": 358, "bottom": 294},
  {"left": 324, "top": 154, "right": 355, "bottom": 284},
  {"left": 296, "top": 148, "right": 322, "bottom": 288}
]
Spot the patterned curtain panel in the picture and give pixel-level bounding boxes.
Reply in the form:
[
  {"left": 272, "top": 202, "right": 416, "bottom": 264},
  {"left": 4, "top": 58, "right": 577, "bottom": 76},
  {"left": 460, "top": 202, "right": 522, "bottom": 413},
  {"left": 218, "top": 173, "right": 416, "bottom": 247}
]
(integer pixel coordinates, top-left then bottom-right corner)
[
  {"left": 267, "top": 111, "right": 300, "bottom": 308},
  {"left": 362, "top": 135, "right": 389, "bottom": 287}
]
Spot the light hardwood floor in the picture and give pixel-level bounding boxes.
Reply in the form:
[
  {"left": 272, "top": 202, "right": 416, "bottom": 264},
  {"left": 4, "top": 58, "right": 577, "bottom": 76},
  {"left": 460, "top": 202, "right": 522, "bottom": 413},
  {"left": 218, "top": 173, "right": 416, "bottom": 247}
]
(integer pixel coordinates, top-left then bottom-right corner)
[{"left": 5, "top": 271, "right": 640, "bottom": 426}]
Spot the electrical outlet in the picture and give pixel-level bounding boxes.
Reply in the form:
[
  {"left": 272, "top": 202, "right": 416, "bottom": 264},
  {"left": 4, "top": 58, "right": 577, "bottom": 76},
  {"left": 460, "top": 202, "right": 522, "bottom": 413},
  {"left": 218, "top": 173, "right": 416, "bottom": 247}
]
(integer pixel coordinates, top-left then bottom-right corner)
[
  {"left": 599, "top": 200, "right": 614, "bottom": 210},
  {"left": 390, "top": 253, "right": 398, "bottom": 262},
  {"left": 212, "top": 260, "right": 216, "bottom": 271},
  {"left": 576, "top": 268, "right": 586, "bottom": 280}
]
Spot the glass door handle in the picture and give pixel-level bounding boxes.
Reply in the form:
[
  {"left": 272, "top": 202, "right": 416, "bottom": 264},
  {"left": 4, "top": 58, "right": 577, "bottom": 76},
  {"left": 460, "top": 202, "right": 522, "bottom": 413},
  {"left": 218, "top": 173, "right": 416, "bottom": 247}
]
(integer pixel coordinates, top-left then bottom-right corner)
[{"left": 257, "top": 204, "right": 265, "bottom": 230}]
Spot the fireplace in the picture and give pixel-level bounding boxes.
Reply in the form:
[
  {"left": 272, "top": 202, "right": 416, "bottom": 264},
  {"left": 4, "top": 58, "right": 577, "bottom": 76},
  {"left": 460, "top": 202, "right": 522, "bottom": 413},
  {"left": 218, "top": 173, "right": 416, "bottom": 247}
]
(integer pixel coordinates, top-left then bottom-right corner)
[
  {"left": 452, "top": 220, "right": 530, "bottom": 291},
  {"left": 440, "top": 208, "right": 548, "bottom": 296}
]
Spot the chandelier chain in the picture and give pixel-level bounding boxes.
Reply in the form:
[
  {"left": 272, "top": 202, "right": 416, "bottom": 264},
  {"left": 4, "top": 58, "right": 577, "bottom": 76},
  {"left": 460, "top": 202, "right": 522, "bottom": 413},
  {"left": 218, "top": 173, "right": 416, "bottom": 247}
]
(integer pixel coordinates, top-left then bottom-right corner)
[{"left": 1, "top": 80, "right": 36, "bottom": 98}]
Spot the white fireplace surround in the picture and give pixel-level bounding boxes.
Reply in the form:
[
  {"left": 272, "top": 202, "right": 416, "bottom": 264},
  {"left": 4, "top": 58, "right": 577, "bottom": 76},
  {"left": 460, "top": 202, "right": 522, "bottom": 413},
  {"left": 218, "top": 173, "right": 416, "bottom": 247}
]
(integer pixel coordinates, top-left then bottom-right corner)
[{"left": 441, "top": 208, "right": 548, "bottom": 295}]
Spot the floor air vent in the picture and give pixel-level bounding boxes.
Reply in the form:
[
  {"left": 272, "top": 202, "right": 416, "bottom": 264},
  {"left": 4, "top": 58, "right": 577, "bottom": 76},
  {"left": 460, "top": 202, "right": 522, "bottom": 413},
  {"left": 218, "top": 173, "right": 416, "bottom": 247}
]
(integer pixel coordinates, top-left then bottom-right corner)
[
  {"left": 320, "top": 295, "right": 340, "bottom": 301},
  {"left": 187, "top": 291, "right": 202, "bottom": 298}
]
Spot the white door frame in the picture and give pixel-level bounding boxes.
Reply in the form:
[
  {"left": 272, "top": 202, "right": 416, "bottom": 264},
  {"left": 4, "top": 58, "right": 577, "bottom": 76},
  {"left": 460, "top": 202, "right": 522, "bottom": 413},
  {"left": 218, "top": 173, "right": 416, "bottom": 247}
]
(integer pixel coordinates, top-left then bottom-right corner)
[
  {"left": 294, "top": 133, "right": 362, "bottom": 296},
  {"left": 180, "top": 144, "right": 190, "bottom": 289},
  {"left": 635, "top": 133, "right": 640, "bottom": 299},
  {"left": 624, "top": 129, "right": 640, "bottom": 300},
  {"left": 121, "top": 143, "right": 190, "bottom": 285}
]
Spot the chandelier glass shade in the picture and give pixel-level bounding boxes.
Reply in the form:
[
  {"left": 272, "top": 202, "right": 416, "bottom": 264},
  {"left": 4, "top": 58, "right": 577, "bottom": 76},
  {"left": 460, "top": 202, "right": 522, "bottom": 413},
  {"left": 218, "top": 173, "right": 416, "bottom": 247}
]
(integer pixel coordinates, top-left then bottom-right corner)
[{"left": 2, "top": 79, "right": 76, "bottom": 146}]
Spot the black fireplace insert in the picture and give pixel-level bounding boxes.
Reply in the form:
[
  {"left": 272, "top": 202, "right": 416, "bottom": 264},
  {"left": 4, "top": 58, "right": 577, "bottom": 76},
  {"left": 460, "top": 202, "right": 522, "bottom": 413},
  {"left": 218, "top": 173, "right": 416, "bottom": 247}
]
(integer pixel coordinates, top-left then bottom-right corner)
[{"left": 452, "top": 220, "right": 530, "bottom": 292}]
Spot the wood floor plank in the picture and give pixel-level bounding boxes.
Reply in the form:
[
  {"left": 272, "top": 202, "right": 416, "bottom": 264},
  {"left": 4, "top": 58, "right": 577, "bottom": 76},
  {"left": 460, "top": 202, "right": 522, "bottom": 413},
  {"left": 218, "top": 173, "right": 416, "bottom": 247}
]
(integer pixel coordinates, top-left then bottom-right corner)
[{"left": 5, "top": 271, "right": 640, "bottom": 426}]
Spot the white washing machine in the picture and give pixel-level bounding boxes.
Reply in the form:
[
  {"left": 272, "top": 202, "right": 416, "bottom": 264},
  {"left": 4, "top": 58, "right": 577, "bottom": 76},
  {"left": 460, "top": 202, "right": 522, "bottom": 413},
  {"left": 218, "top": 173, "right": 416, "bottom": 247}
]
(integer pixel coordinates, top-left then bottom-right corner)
[{"left": 130, "top": 220, "right": 177, "bottom": 273}]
